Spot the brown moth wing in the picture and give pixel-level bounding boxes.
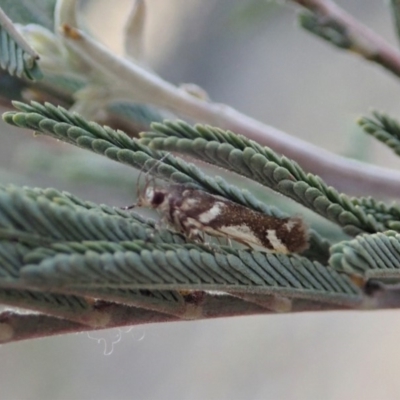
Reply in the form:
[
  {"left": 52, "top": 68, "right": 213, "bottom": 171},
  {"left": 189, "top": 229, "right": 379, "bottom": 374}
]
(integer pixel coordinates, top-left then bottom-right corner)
[{"left": 177, "top": 189, "right": 309, "bottom": 254}]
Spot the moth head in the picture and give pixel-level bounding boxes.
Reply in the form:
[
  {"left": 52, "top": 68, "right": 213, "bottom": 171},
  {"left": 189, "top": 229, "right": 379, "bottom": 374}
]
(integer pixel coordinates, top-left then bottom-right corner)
[{"left": 139, "top": 186, "right": 168, "bottom": 209}]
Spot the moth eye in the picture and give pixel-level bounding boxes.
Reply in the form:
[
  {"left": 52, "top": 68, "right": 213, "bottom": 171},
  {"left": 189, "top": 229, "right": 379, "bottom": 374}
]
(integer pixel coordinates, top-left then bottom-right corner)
[{"left": 152, "top": 191, "right": 165, "bottom": 206}]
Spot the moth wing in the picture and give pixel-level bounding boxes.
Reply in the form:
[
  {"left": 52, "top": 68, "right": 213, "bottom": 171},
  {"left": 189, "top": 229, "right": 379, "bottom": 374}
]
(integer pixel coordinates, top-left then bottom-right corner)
[{"left": 201, "top": 224, "right": 281, "bottom": 252}]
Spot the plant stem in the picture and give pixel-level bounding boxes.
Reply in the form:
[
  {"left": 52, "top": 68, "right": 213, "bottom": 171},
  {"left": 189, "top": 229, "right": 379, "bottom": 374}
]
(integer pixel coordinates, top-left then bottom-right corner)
[
  {"left": 292, "top": 0, "right": 400, "bottom": 78},
  {"left": 59, "top": 19, "right": 400, "bottom": 198}
]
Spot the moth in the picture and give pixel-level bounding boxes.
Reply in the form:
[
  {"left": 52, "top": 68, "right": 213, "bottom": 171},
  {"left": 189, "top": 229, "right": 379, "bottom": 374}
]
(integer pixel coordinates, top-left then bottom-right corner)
[{"left": 130, "top": 181, "right": 309, "bottom": 254}]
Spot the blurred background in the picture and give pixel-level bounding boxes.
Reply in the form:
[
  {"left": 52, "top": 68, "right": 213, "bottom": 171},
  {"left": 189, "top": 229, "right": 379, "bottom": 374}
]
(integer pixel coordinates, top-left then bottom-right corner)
[{"left": 2, "top": 0, "right": 400, "bottom": 399}]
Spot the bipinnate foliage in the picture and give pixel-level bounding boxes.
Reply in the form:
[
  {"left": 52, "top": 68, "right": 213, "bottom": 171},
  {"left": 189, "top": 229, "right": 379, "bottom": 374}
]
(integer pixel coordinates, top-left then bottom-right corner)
[
  {"left": 0, "top": 8, "right": 43, "bottom": 80},
  {"left": 3, "top": 100, "right": 400, "bottom": 341},
  {"left": 3, "top": 0, "right": 400, "bottom": 344},
  {"left": 359, "top": 111, "right": 400, "bottom": 157},
  {"left": 330, "top": 231, "right": 400, "bottom": 280},
  {"left": 140, "top": 122, "right": 387, "bottom": 236}
]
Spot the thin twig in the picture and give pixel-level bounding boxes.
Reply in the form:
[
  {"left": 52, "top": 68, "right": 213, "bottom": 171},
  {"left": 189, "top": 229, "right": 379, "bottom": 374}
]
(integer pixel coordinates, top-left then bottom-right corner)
[
  {"left": 0, "top": 289, "right": 368, "bottom": 344},
  {"left": 230, "top": 292, "right": 361, "bottom": 312},
  {"left": 0, "top": 295, "right": 270, "bottom": 344},
  {"left": 55, "top": 9, "right": 400, "bottom": 198},
  {"left": 0, "top": 307, "right": 176, "bottom": 344},
  {"left": 291, "top": 0, "right": 400, "bottom": 78}
]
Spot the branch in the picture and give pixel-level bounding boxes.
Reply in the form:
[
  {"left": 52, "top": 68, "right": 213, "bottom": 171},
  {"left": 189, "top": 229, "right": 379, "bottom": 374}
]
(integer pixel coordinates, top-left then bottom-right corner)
[
  {"left": 293, "top": 0, "right": 400, "bottom": 78},
  {"left": 49, "top": 3, "right": 400, "bottom": 198},
  {"left": 0, "top": 292, "right": 358, "bottom": 344},
  {"left": 0, "top": 306, "right": 177, "bottom": 344}
]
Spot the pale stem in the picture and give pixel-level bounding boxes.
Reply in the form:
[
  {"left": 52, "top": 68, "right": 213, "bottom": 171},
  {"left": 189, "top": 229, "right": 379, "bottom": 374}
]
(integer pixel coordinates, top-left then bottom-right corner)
[
  {"left": 291, "top": 0, "right": 400, "bottom": 78},
  {"left": 59, "top": 20, "right": 400, "bottom": 198}
]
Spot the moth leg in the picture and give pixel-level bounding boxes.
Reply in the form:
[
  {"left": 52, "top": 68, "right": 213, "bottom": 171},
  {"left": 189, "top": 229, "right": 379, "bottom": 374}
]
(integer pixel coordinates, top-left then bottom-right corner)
[
  {"left": 187, "top": 228, "right": 205, "bottom": 243},
  {"left": 178, "top": 216, "right": 204, "bottom": 242}
]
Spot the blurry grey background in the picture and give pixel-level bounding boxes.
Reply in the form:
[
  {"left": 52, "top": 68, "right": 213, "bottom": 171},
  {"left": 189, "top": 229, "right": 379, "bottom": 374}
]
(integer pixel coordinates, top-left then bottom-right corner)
[{"left": 1, "top": 0, "right": 400, "bottom": 399}]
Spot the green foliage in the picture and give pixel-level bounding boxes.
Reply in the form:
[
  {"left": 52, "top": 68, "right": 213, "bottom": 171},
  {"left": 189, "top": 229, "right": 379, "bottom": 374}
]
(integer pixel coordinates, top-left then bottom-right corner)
[
  {"left": 141, "top": 120, "right": 387, "bottom": 236},
  {"left": 0, "top": 101, "right": 368, "bottom": 308},
  {"left": 0, "top": 178, "right": 362, "bottom": 314},
  {"left": 3, "top": 102, "right": 400, "bottom": 292},
  {"left": 351, "top": 196, "right": 400, "bottom": 231},
  {"left": 21, "top": 239, "right": 361, "bottom": 305},
  {"left": 3, "top": 1, "right": 400, "bottom": 342},
  {"left": 0, "top": 99, "right": 393, "bottom": 303},
  {"left": 358, "top": 111, "right": 400, "bottom": 156},
  {"left": 330, "top": 231, "right": 400, "bottom": 281},
  {"left": 0, "top": 19, "right": 42, "bottom": 80},
  {"left": 3, "top": 102, "right": 332, "bottom": 260}
]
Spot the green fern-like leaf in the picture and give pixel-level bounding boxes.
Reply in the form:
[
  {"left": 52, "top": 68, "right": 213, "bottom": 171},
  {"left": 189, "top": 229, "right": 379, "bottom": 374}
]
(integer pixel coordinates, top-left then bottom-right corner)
[
  {"left": 4, "top": 96, "right": 396, "bottom": 339},
  {"left": 19, "top": 239, "right": 362, "bottom": 307},
  {"left": 358, "top": 110, "right": 400, "bottom": 156},
  {"left": 141, "top": 120, "right": 386, "bottom": 235},
  {"left": 329, "top": 230, "right": 400, "bottom": 281},
  {"left": 0, "top": 13, "right": 42, "bottom": 80},
  {"left": 351, "top": 196, "right": 400, "bottom": 232},
  {"left": 0, "top": 184, "right": 186, "bottom": 251},
  {"left": 0, "top": 183, "right": 361, "bottom": 307},
  {"left": 2, "top": 101, "right": 330, "bottom": 260}
]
